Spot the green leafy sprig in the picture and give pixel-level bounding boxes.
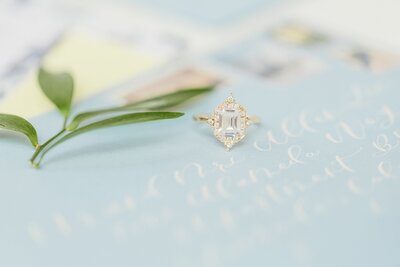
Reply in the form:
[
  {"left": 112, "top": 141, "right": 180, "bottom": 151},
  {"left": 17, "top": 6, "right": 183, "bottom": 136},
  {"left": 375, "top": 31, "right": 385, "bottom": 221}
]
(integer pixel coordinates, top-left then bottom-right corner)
[{"left": 0, "top": 67, "right": 213, "bottom": 168}]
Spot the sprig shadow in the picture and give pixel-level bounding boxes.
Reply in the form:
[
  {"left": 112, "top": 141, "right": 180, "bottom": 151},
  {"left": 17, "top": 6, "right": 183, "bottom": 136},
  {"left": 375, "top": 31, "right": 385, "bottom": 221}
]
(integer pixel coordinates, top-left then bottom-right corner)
[{"left": 42, "top": 130, "right": 176, "bottom": 166}]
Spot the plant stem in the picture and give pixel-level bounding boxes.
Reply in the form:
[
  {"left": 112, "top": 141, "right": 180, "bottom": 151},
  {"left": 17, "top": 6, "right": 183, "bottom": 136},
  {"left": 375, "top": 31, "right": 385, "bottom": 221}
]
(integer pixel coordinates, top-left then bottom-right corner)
[
  {"left": 63, "top": 119, "right": 67, "bottom": 129},
  {"left": 30, "top": 129, "right": 66, "bottom": 168}
]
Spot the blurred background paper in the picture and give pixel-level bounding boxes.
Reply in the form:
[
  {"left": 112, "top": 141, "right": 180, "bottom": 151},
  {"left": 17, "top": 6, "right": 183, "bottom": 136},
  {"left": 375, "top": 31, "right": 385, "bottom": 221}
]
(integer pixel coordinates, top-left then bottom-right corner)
[
  {"left": 281, "top": 0, "right": 400, "bottom": 52},
  {"left": 122, "top": 67, "right": 222, "bottom": 103},
  {"left": 0, "top": 1, "right": 63, "bottom": 101},
  {"left": 0, "top": 33, "right": 159, "bottom": 118},
  {"left": 129, "top": 0, "right": 283, "bottom": 26}
]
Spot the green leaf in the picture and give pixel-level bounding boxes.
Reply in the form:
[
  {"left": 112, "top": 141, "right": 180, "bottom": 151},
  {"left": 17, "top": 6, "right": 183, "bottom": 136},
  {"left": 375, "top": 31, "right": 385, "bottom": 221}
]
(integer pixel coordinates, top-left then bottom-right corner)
[
  {"left": 0, "top": 113, "right": 39, "bottom": 147},
  {"left": 67, "top": 86, "right": 213, "bottom": 131},
  {"left": 38, "top": 68, "right": 74, "bottom": 119},
  {"left": 37, "top": 112, "right": 184, "bottom": 164}
]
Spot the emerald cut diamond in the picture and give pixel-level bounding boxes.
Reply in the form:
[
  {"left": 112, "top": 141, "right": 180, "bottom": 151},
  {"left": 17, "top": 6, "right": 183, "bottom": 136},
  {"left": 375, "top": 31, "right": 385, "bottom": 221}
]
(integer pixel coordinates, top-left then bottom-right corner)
[{"left": 212, "top": 95, "right": 247, "bottom": 149}]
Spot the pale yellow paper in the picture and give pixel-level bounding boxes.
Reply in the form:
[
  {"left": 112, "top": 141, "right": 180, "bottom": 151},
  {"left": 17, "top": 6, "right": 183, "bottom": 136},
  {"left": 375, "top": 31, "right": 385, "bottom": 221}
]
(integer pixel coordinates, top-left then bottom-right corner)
[{"left": 0, "top": 33, "right": 159, "bottom": 118}]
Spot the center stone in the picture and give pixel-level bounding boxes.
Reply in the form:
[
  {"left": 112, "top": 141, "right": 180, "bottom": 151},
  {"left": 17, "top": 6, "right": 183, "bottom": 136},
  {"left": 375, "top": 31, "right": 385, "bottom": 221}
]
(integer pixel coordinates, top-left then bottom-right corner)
[
  {"left": 209, "top": 96, "right": 247, "bottom": 150},
  {"left": 218, "top": 106, "right": 241, "bottom": 138},
  {"left": 214, "top": 103, "right": 246, "bottom": 148}
]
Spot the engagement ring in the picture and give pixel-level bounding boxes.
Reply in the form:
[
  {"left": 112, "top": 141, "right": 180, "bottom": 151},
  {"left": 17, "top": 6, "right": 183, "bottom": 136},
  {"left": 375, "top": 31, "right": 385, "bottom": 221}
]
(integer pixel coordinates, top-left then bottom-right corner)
[{"left": 193, "top": 93, "right": 260, "bottom": 150}]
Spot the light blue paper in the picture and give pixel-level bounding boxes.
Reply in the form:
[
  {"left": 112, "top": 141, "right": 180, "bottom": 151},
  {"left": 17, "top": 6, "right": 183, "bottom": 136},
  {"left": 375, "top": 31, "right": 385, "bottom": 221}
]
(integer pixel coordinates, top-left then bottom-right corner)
[{"left": 1, "top": 22, "right": 400, "bottom": 267}]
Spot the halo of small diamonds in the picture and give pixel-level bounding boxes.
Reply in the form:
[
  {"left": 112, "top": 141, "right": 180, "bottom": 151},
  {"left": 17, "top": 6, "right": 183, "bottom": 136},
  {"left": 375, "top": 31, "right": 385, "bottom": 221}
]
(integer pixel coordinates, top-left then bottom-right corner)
[{"left": 211, "top": 95, "right": 247, "bottom": 150}]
